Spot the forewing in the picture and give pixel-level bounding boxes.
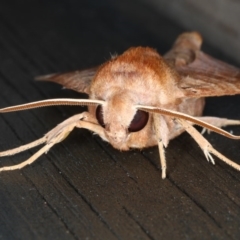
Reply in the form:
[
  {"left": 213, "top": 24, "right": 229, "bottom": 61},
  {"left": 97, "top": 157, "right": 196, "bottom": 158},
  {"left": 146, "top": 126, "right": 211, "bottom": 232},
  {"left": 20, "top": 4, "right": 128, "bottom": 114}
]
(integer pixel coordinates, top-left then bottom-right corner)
[
  {"left": 36, "top": 67, "right": 99, "bottom": 94},
  {"left": 164, "top": 31, "right": 240, "bottom": 98},
  {"left": 177, "top": 52, "right": 240, "bottom": 97}
]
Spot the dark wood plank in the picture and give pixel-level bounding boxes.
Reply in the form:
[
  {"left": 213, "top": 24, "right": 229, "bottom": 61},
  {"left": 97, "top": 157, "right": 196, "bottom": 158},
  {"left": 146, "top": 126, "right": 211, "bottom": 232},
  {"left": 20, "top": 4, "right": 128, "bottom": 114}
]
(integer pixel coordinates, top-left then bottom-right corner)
[{"left": 0, "top": 0, "right": 240, "bottom": 239}]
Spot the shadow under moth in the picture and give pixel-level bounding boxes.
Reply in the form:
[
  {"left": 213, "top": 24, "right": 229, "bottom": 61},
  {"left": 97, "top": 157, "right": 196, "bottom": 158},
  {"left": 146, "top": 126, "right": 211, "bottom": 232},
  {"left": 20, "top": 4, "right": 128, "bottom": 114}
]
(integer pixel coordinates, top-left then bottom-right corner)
[{"left": 1, "top": 31, "right": 240, "bottom": 179}]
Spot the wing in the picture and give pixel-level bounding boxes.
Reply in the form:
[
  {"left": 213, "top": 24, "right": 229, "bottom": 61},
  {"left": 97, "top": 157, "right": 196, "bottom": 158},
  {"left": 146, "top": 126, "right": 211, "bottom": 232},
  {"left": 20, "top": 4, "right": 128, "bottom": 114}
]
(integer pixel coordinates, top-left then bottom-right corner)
[
  {"left": 164, "top": 32, "right": 240, "bottom": 98},
  {"left": 36, "top": 66, "right": 99, "bottom": 94}
]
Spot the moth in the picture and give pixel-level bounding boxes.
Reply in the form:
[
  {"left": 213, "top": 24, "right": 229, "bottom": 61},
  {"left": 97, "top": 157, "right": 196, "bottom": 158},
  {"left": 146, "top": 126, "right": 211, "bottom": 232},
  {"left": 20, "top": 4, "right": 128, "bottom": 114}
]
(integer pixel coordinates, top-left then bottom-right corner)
[{"left": 1, "top": 31, "right": 240, "bottom": 179}]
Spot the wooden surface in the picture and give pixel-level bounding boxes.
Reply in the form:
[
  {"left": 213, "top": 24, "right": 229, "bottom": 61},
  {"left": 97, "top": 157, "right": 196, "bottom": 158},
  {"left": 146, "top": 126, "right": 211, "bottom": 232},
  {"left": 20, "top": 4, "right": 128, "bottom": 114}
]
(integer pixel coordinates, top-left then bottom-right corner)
[{"left": 0, "top": 0, "right": 240, "bottom": 239}]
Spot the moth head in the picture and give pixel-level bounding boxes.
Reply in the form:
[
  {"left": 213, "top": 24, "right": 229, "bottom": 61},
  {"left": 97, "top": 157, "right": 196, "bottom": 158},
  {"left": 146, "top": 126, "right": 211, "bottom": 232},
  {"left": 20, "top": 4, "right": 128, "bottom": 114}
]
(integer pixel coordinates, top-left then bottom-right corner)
[{"left": 95, "top": 91, "right": 149, "bottom": 147}]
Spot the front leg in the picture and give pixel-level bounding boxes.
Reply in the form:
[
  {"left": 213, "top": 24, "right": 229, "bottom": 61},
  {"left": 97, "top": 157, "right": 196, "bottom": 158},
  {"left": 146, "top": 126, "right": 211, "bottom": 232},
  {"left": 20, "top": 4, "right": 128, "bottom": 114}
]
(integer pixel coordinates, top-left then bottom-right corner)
[
  {"left": 0, "top": 112, "right": 106, "bottom": 171},
  {"left": 153, "top": 114, "right": 171, "bottom": 179},
  {"left": 177, "top": 118, "right": 240, "bottom": 171}
]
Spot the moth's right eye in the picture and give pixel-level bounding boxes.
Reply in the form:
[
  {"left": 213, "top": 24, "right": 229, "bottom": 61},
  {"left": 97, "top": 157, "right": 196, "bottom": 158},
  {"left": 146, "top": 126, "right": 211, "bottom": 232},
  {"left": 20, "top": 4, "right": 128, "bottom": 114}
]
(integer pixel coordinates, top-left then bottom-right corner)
[
  {"left": 128, "top": 110, "right": 149, "bottom": 132},
  {"left": 96, "top": 105, "right": 105, "bottom": 128}
]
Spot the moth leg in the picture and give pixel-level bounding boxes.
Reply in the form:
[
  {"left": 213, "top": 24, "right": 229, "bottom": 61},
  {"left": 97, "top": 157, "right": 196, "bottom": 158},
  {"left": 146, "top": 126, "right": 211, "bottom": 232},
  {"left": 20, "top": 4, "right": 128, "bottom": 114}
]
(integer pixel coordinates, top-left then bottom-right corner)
[
  {"left": 153, "top": 115, "right": 170, "bottom": 179},
  {"left": 198, "top": 117, "right": 240, "bottom": 134},
  {"left": 0, "top": 112, "right": 106, "bottom": 171},
  {"left": 0, "top": 143, "right": 54, "bottom": 171},
  {"left": 177, "top": 118, "right": 240, "bottom": 171},
  {"left": 158, "top": 140, "right": 166, "bottom": 179},
  {"left": 0, "top": 136, "right": 47, "bottom": 157}
]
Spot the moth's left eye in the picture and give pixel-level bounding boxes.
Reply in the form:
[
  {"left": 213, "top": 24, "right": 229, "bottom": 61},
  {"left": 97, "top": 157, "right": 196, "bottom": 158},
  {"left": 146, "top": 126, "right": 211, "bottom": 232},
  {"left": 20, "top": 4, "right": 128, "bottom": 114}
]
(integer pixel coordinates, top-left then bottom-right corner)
[
  {"left": 96, "top": 105, "right": 105, "bottom": 128},
  {"left": 128, "top": 110, "right": 149, "bottom": 132}
]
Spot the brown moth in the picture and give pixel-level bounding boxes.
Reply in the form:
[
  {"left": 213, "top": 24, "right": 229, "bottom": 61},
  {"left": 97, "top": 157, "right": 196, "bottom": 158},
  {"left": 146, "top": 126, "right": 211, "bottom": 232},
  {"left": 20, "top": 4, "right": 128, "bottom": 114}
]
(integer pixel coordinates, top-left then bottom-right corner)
[{"left": 1, "top": 31, "right": 240, "bottom": 179}]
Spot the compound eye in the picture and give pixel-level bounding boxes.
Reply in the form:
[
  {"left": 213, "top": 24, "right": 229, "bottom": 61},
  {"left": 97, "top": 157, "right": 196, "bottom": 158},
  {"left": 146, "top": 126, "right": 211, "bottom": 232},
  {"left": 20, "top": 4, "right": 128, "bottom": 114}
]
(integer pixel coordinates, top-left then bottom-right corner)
[
  {"left": 96, "top": 105, "right": 105, "bottom": 128},
  {"left": 128, "top": 110, "right": 149, "bottom": 132}
]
